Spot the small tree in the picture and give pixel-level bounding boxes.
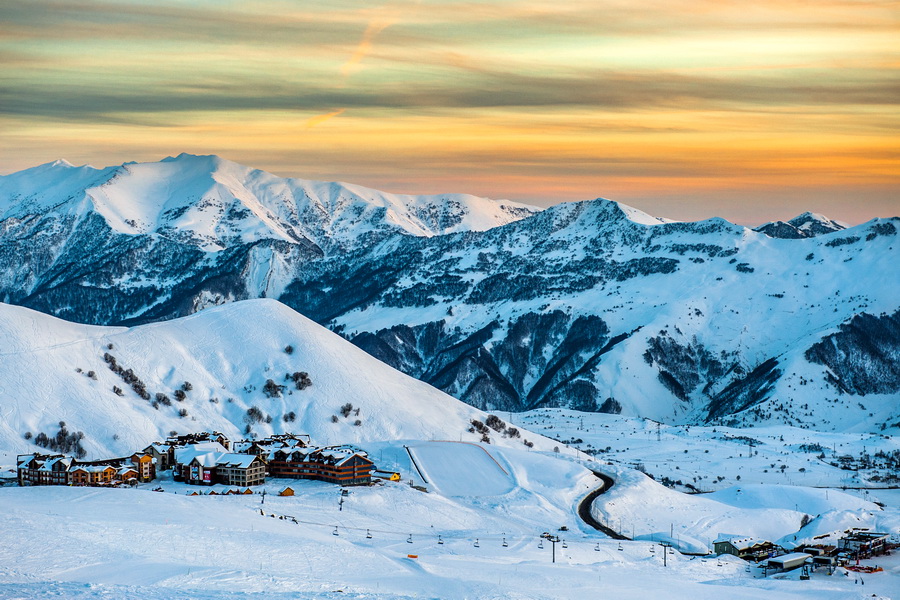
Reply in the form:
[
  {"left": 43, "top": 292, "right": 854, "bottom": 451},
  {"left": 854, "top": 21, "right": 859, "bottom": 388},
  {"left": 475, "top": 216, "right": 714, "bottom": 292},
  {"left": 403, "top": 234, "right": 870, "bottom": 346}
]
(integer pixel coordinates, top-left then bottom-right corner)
[
  {"left": 181, "top": 381, "right": 193, "bottom": 392},
  {"left": 340, "top": 403, "right": 354, "bottom": 418},
  {"left": 263, "top": 379, "right": 284, "bottom": 398},
  {"left": 485, "top": 414, "right": 506, "bottom": 432},
  {"left": 174, "top": 389, "right": 186, "bottom": 401},
  {"left": 284, "top": 345, "right": 294, "bottom": 355},
  {"left": 113, "top": 386, "right": 124, "bottom": 396}
]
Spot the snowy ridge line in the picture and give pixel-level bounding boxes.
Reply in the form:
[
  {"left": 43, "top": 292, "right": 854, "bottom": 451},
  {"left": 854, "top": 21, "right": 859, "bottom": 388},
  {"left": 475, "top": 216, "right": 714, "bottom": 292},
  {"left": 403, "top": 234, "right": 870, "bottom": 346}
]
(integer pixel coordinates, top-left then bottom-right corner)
[{"left": 431, "top": 440, "right": 509, "bottom": 475}]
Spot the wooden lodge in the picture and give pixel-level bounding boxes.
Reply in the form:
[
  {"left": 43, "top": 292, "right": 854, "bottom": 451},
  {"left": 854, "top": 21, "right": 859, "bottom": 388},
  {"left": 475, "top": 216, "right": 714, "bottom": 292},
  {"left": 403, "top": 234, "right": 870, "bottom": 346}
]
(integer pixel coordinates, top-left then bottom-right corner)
[{"left": 267, "top": 445, "right": 374, "bottom": 486}]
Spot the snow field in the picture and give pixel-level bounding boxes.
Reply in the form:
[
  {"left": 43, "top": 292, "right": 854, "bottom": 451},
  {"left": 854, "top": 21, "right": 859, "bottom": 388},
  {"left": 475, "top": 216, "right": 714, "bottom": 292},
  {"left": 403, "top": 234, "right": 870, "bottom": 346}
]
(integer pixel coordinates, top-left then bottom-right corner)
[{"left": 2, "top": 475, "right": 898, "bottom": 600}]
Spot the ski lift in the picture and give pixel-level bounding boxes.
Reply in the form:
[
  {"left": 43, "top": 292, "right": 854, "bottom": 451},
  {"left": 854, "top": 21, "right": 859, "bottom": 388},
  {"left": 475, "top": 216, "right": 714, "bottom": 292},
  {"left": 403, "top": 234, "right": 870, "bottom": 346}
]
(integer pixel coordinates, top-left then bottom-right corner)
[
  {"left": 407, "top": 534, "right": 413, "bottom": 544},
  {"left": 366, "top": 529, "right": 372, "bottom": 539},
  {"left": 438, "top": 535, "right": 444, "bottom": 545},
  {"left": 502, "top": 537, "right": 508, "bottom": 548},
  {"left": 561, "top": 540, "right": 567, "bottom": 549},
  {"left": 617, "top": 543, "right": 623, "bottom": 551},
  {"left": 595, "top": 543, "right": 601, "bottom": 552},
  {"left": 332, "top": 526, "right": 339, "bottom": 536},
  {"left": 474, "top": 538, "right": 480, "bottom": 548},
  {"left": 538, "top": 539, "right": 544, "bottom": 549},
  {"left": 649, "top": 545, "right": 655, "bottom": 553}
]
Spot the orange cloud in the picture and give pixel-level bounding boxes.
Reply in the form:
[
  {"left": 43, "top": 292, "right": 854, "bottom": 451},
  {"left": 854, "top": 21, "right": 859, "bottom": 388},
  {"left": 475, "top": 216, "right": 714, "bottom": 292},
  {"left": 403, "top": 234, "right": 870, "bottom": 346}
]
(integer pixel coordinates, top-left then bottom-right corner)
[
  {"left": 304, "top": 108, "right": 346, "bottom": 128},
  {"left": 340, "top": 16, "right": 397, "bottom": 77}
]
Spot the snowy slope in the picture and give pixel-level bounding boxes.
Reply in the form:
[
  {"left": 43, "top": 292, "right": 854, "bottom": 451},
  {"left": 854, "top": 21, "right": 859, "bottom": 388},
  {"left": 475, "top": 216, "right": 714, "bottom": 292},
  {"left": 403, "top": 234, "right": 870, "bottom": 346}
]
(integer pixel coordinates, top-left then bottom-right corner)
[{"left": 0, "top": 299, "right": 554, "bottom": 459}]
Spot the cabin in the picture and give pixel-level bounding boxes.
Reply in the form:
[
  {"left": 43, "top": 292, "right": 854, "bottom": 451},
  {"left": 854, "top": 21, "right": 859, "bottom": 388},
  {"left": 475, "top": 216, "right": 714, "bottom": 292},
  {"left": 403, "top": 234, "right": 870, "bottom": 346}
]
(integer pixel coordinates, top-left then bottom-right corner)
[
  {"left": 839, "top": 531, "right": 890, "bottom": 558},
  {"left": 117, "top": 465, "right": 139, "bottom": 484},
  {"left": 374, "top": 470, "right": 402, "bottom": 482},
  {"left": 713, "top": 536, "right": 782, "bottom": 561},
  {"left": 279, "top": 487, "right": 295, "bottom": 497}
]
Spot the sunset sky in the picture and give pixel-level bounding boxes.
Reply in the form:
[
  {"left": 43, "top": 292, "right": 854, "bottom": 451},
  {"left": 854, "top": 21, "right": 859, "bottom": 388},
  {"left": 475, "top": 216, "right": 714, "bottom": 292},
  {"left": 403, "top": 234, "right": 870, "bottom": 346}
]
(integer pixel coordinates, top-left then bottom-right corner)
[{"left": 2, "top": 0, "right": 897, "bottom": 224}]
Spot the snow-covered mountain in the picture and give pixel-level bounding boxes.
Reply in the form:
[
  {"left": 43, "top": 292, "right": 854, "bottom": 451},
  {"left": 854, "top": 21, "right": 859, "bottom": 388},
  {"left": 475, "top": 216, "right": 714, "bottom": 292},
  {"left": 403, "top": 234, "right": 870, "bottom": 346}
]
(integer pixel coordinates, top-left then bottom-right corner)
[
  {"left": 0, "top": 153, "right": 537, "bottom": 252},
  {"left": 0, "top": 299, "right": 551, "bottom": 459},
  {"left": 754, "top": 212, "right": 847, "bottom": 239},
  {"left": 2, "top": 155, "right": 898, "bottom": 432}
]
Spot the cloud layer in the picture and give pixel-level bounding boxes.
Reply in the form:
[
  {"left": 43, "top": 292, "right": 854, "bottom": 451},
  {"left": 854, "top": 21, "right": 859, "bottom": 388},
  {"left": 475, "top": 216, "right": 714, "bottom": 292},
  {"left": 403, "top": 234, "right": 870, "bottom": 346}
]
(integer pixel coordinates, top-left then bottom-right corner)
[{"left": 1, "top": 0, "right": 897, "bottom": 223}]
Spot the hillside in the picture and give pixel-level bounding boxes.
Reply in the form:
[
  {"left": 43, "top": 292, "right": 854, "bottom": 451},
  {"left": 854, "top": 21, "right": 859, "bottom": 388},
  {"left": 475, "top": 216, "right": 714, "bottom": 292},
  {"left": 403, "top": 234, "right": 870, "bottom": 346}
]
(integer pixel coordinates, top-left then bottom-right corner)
[
  {"left": 0, "top": 299, "right": 549, "bottom": 460},
  {"left": 1, "top": 155, "right": 898, "bottom": 431}
]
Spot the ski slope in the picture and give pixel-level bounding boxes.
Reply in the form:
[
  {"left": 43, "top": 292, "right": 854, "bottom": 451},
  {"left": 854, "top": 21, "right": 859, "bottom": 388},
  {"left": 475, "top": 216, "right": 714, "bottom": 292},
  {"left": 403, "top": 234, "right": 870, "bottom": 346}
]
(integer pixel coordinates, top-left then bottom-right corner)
[{"left": 406, "top": 441, "right": 515, "bottom": 496}]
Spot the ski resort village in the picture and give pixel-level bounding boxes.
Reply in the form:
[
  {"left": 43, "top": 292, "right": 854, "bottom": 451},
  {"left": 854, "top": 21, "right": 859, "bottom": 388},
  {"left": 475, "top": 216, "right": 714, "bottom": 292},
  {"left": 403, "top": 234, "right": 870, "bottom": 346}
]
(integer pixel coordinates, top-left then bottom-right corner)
[{"left": 0, "top": 155, "right": 897, "bottom": 599}]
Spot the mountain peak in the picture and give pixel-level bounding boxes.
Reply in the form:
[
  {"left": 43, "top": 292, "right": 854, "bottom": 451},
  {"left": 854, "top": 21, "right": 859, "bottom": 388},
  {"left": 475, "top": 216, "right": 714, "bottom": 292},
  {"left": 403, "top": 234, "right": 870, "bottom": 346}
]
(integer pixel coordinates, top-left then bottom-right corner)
[{"left": 753, "top": 211, "right": 846, "bottom": 239}]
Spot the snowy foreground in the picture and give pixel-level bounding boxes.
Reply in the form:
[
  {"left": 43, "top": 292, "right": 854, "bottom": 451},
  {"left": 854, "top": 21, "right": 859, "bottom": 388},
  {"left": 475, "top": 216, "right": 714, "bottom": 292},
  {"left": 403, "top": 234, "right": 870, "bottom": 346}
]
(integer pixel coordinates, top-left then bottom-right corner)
[{"left": 2, "top": 437, "right": 898, "bottom": 599}]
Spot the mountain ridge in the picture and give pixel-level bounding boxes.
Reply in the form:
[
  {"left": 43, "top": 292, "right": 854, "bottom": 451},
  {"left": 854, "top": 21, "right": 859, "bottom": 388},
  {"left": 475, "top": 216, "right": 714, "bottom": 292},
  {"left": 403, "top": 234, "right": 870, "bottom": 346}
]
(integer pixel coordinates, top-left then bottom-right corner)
[{"left": 2, "top": 155, "right": 897, "bottom": 432}]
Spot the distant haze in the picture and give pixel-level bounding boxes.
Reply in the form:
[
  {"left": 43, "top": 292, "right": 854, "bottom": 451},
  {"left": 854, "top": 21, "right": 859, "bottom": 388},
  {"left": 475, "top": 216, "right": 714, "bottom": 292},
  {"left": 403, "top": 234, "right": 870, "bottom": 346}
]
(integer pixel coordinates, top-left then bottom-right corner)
[{"left": 1, "top": 1, "right": 897, "bottom": 226}]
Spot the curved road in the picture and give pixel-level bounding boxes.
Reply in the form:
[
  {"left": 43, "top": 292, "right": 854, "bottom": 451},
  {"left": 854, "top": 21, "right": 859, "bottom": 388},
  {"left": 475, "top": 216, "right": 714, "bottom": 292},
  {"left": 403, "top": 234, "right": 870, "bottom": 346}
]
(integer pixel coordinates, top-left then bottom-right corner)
[{"left": 576, "top": 470, "right": 630, "bottom": 540}]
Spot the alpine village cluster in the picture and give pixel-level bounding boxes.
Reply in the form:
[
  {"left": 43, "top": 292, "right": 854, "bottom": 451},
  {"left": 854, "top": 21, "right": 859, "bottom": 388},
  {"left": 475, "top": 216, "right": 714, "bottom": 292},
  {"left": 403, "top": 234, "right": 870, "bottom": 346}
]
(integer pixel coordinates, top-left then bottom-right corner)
[{"left": 17, "top": 431, "right": 380, "bottom": 492}]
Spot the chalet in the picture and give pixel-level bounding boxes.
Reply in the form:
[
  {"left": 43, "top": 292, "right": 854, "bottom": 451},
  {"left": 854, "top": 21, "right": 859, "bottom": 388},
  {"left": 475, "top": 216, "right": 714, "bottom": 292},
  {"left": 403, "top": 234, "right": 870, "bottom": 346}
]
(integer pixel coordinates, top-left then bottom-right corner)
[
  {"left": 839, "top": 531, "right": 889, "bottom": 558},
  {"left": 713, "top": 536, "right": 782, "bottom": 561},
  {"left": 130, "top": 453, "right": 155, "bottom": 482},
  {"left": 69, "top": 464, "right": 117, "bottom": 486},
  {"left": 232, "top": 434, "right": 309, "bottom": 457},
  {"left": 279, "top": 487, "right": 295, "bottom": 497},
  {"left": 143, "top": 443, "right": 174, "bottom": 471},
  {"left": 117, "top": 465, "right": 139, "bottom": 483},
  {"left": 215, "top": 454, "right": 265, "bottom": 487},
  {"left": 173, "top": 442, "right": 266, "bottom": 486},
  {"left": 174, "top": 442, "right": 227, "bottom": 484},
  {"left": 17, "top": 454, "right": 72, "bottom": 486},
  {"left": 267, "top": 445, "right": 374, "bottom": 486},
  {"left": 17, "top": 453, "right": 153, "bottom": 487}
]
